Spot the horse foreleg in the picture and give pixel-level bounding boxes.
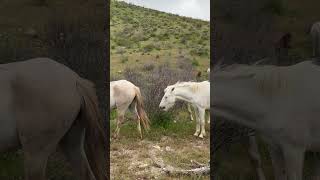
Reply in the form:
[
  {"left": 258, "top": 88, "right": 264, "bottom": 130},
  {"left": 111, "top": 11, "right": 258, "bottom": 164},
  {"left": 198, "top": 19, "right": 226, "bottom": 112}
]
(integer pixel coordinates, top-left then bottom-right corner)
[
  {"left": 187, "top": 103, "right": 194, "bottom": 121},
  {"left": 193, "top": 107, "right": 201, "bottom": 137},
  {"left": 198, "top": 107, "right": 206, "bottom": 138},
  {"left": 207, "top": 110, "right": 210, "bottom": 124}
]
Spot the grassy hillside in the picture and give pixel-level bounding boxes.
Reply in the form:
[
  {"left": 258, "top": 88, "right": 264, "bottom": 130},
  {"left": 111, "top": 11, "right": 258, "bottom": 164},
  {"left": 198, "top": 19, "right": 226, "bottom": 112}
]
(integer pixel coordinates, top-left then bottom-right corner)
[{"left": 110, "top": 0, "right": 210, "bottom": 75}]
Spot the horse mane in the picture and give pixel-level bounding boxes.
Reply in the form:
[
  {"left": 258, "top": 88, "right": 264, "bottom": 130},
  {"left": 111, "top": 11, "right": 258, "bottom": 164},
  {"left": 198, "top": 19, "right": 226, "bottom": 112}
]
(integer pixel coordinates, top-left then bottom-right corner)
[
  {"left": 213, "top": 61, "right": 291, "bottom": 95},
  {"left": 173, "top": 81, "right": 205, "bottom": 93}
]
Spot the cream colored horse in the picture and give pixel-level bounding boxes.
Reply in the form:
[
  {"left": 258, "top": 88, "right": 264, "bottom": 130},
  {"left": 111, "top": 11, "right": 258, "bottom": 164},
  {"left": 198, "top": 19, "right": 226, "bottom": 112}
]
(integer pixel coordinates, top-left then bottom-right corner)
[
  {"left": 159, "top": 81, "right": 210, "bottom": 138},
  {"left": 110, "top": 80, "right": 150, "bottom": 139}
]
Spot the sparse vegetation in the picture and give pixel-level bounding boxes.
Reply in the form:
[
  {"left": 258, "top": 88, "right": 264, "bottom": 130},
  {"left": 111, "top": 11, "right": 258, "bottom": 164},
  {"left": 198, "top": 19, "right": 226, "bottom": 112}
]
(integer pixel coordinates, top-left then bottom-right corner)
[{"left": 110, "top": 1, "right": 210, "bottom": 179}]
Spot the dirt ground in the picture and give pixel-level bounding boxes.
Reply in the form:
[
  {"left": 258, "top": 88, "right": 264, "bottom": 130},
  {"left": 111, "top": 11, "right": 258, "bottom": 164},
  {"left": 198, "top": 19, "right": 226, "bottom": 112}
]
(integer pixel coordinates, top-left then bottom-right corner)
[{"left": 110, "top": 128, "right": 210, "bottom": 180}]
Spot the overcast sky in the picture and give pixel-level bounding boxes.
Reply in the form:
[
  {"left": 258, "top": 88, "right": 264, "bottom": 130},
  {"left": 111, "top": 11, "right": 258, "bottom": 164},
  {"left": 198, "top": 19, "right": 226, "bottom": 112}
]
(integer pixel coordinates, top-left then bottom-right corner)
[{"left": 118, "top": 0, "right": 210, "bottom": 21}]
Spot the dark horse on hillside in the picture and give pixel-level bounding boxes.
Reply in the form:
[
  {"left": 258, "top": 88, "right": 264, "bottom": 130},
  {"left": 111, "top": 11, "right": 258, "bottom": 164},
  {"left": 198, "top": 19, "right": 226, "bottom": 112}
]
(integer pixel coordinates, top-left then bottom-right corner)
[{"left": 0, "top": 58, "right": 107, "bottom": 180}]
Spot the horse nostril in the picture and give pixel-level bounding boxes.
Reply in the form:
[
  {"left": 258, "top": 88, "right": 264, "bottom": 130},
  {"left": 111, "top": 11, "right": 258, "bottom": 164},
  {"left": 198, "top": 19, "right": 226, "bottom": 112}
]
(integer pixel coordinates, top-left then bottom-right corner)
[{"left": 160, "top": 106, "right": 164, "bottom": 109}]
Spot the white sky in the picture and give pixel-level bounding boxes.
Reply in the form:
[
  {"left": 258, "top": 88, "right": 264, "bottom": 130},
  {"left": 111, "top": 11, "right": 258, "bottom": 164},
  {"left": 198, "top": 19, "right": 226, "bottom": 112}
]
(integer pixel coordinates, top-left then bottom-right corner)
[{"left": 118, "top": 0, "right": 210, "bottom": 21}]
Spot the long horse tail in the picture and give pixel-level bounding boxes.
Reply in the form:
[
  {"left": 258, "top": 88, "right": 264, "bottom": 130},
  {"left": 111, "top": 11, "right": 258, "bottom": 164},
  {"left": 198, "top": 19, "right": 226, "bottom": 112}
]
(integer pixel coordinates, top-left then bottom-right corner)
[
  {"left": 133, "top": 87, "right": 150, "bottom": 131},
  {"left": 76, "top": 78, "right": 108, "bottom": 180}
]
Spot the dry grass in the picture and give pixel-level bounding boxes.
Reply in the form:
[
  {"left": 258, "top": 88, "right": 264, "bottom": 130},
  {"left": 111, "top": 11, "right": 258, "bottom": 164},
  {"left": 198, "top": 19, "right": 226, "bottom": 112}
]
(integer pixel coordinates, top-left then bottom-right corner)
[{"left": 110, "top": 125, "right": 210, "bottom": 180}]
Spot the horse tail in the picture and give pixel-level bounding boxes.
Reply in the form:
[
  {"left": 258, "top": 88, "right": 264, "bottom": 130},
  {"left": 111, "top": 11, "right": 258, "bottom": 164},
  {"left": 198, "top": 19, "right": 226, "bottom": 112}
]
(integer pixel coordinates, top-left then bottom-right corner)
[
  {"left": 133, "top": 87, "right": 150, "bottom": 131},
  {"left": 76, "top": 78, "right": 107, "bottom": 180},
  {"left": 311, "top": 22, "right": 320, "bottom": 57}
]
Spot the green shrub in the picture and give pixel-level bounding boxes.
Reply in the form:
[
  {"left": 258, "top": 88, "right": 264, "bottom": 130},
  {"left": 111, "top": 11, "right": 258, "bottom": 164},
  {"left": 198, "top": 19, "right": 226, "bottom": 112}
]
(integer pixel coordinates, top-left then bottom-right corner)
[
  {"left": 192, "top": 59, "right": 200, "bottom": 66},
  {"left": 120, "top": 56, "right": 128, "bottom": 63}
]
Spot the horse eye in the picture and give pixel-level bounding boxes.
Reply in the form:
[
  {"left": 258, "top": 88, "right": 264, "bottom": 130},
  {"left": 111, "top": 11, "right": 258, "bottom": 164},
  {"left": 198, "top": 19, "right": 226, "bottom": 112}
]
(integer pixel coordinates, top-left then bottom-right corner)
[
  {"left": 171, "top": 87, "right": 175, "bottom": 91},
  {"left": 165, "top": 97, "right": 167, "bottom": 99}
]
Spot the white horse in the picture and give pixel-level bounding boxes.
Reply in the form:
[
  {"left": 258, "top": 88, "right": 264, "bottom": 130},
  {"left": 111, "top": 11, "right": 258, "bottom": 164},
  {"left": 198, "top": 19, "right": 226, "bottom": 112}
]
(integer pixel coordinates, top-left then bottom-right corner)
[
  {"left": 159, "top": 81, "right": 210, "bottom": 138},
  {"left": 110, "top": 80, "right": 150, "bottom": 139},
  {"left": 212, "top": 61, "right": 320, "bottom": 180}
]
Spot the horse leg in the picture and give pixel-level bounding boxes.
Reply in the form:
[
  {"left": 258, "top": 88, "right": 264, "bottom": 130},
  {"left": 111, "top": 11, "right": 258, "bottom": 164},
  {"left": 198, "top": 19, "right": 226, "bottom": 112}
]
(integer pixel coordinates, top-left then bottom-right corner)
[
  {"left": 113, "top": 111, "right": 125, "bottom": 139},
  {"left": 60, "top": 118, "right": 96, "bottom": 180},
  {"left": 187, "top": 103, "right": 194, "bottom": 121},
  {"left": 206, "top": 110, "right": 210, "bottom": 124},
  {"left": 23, "top": 151, "right": 50, "bottom": 180},
  {"left": 193, "top": 107, "right": 201, "bottom": 137},
  {"left": 198, "top": 107, "right": 206, "bottom": 138},
  {"left": 281, "top": 144, "right": 305, "bottom": 180},
  {"left": 246, "top": 135, "right": 266, "bottom": 180},
  {"left": 266, "top": 141, "right": 286, "bottom": 180},
  {"left": 134, "top": 104, "right": 142, "bottom": 139},
  {"left": 309, "top": 157, "right": 320, "bottom": 179}
]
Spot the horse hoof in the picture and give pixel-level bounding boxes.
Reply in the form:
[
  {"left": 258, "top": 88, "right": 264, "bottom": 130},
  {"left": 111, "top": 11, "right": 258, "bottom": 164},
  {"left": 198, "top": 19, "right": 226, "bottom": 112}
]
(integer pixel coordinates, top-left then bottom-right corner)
[
  {"left": 199, "top": 135, "right": 204, "bottom": 138},
  {"left": 194, "top": 132, "right": 199, "bottom": 137}
]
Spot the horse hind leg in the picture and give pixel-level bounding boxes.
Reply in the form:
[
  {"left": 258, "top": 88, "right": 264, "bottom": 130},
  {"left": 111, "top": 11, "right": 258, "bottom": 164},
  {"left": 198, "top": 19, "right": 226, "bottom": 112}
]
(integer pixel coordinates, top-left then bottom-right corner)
[
  {"left": 113, "top": 115, "right": 123, "bottom": 139},
  {"left": 187, "top": 103, "right": 194, "bottom": 121},
  {"left": 246, "top": 136, "right": 266, "bottom": 180},
  {"left": 60, "top": 117, "right": 96, "bottom": 180},
  {"left": 22, "top": 134, "right": 57, "bottom": 180},
  {"left": 23, "top": 151, "right": 51, "bottom": 180},
  {"left": 113, "top": 110, "right": 125, "bottom": 139}
]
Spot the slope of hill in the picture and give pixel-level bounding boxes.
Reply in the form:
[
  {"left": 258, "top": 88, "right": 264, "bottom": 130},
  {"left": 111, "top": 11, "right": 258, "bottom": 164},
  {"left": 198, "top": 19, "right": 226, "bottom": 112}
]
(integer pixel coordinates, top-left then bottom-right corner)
[{"left": 110, "top": 0, "right": 210, "bottom": 74}]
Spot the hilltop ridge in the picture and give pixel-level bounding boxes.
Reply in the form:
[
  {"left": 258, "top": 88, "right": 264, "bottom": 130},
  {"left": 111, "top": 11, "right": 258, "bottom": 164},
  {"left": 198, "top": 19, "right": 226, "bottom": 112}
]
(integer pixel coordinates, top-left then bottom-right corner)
[{"left": 110, "top": 0, "right": 210, "bottom": 74}]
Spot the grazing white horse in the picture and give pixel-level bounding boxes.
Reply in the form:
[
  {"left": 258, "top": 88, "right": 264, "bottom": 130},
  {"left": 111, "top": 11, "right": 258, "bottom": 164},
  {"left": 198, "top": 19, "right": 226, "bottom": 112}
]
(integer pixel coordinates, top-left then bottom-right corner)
[
  {"left": 110, "top": 80, "right": 150, "bottom": 139},
  {"left": 159, "top": 81, "right": 210, "bottom": 138},
  {"left": 212, "top": 61, "right": 320, "bottom": 180}
]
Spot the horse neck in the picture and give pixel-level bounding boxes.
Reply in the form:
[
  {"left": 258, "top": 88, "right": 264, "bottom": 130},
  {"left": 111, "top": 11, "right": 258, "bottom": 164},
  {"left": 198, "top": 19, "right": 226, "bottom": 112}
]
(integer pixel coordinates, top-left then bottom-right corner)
[
  {"left": 212, "top": 80, "right": 268, "bottom": 130},
  {"left": 173, "top": 86, "right": 196, "bottom": 104}
]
